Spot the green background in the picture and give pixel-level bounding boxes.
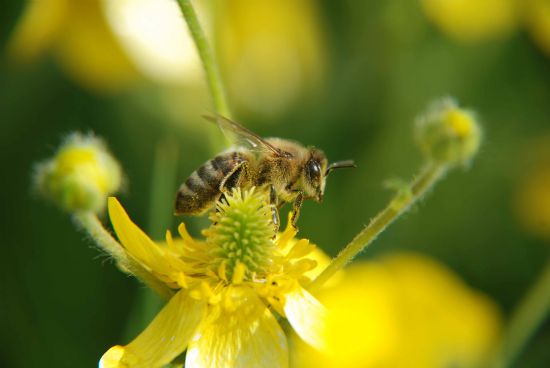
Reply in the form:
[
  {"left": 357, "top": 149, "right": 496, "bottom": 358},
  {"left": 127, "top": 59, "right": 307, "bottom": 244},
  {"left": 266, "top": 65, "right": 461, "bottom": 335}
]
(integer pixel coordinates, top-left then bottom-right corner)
[{"left": 1, "top": 1, "right": 549, "bottom": 367}]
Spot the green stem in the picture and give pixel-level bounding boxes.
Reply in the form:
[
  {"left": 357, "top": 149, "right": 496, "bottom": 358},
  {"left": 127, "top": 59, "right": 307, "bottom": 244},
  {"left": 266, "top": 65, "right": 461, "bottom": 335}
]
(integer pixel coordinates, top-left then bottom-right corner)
[
  {"left": 148, "top": 137, "right": 179, "bottom": 238},
  {"left": 123, "top": 138, "right": 180, "bottom": 339},
  {"left": 74, "top": 212, "right": 174, "bottom": 300},
  {"left": 308, "top": 162, "right": 447, "bottom": 293},
  {"left": 492, "top": 258, "right": 550, "bottom": 368},
  {"left": 176, "top": 0, "right": 230, "bottom": 118}
]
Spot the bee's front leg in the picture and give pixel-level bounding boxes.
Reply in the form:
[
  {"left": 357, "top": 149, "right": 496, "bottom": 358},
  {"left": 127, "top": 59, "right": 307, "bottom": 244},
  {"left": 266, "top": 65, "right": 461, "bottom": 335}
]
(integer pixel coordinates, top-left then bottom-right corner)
[
  {"left": 290, "top": 191, "right": 304, "bottom": 230},
  {"left": 269, "top": 184, "right": 280, "bottom": 234}
]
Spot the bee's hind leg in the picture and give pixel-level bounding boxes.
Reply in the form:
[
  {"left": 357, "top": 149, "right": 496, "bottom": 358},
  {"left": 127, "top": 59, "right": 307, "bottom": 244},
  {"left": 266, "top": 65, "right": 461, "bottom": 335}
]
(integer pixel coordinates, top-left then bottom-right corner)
[
  {"left": 214, "top": 162, "right": 247, "bottom": 220},
  {"left": 219, "top": 162, "right": 247, "bottom": 194},
  {"left": 269, "top": 185, "right": 280, "bottom": 235}
]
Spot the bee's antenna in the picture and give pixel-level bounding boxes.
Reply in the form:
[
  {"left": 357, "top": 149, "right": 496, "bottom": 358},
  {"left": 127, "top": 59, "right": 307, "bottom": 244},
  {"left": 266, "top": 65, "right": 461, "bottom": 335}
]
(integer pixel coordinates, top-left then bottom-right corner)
[{"left": 325, "top": 160, "right": 357, "bottom": 176}]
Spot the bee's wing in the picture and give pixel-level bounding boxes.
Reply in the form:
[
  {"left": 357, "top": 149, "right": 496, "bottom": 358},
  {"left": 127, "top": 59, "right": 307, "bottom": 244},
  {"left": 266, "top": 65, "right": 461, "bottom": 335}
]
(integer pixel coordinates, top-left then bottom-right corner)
[{"left": 204, "top": 114, "right": 291, "bottom": 157}]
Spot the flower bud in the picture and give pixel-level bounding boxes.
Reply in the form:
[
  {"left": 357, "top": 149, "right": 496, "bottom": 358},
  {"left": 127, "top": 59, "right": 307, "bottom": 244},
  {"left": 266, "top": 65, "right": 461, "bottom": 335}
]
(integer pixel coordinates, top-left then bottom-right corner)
[
  {"left": 35, "top": 133, "right": 122, "bottom": 213},
  {"left": 415, "top": 98, "right": 481, "bottom": 166}
]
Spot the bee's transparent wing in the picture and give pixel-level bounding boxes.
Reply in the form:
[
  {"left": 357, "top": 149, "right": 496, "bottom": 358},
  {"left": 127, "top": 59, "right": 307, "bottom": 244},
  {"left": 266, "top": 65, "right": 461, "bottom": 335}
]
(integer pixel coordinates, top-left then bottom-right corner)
[{"left": 203, "top": 114, "right": 291, "bottom": 157}]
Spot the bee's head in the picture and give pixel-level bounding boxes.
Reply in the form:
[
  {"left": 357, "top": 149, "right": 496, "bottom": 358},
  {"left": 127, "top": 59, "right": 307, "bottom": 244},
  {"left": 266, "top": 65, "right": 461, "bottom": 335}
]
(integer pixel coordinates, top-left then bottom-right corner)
[
  {"left": 303, "top": 148, "right": 328, "bottom": 202},
  {"left": 303, "top": 148, "right": 356, "bottom": 202}
]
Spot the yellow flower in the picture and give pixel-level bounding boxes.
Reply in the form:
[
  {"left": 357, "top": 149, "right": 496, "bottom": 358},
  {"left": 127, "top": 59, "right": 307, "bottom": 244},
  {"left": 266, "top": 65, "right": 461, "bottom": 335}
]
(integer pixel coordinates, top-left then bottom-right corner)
[
  {"left": 8, "top": 0, "right": 140, "bottom": 91},
  {"left": 420, "top": 0, "right": 519, "bottom": 43},
  {"left": 100, "top": 188, "right": 326, "bottom": 367},
  {"left": 291, "top": 253, "right": 502, "bottom": 368}
]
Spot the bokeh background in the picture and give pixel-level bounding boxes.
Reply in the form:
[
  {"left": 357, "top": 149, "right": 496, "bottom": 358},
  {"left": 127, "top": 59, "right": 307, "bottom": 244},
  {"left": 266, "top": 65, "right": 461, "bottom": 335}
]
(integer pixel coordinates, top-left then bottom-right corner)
[{"left": 1, "top": 0, "right": 550, "bottom": 367}]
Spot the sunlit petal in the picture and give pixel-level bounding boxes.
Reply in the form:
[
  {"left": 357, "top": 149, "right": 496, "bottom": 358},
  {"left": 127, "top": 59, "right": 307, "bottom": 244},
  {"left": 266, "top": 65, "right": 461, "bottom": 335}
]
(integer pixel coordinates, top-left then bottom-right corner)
[
  {"left": 186, "top": 289, "right": 288, "bottom": 368},
  {"left": 100, "top": 290, "right": 204, "bottom": 368},
  {"left": 284, "top": 284, "right": 326, "bottom": 351}
]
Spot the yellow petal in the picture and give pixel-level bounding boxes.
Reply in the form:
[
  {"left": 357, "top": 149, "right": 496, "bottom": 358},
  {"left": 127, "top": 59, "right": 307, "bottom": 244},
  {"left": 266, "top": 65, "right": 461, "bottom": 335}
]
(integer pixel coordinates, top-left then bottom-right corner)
[
  {"left": 284, "top": 284, "right": 326, "bottom": 351},
  {"left": 185, "top": 289, "right": 288, "bottom": 368},
  {"left": 100, "top": 290, "right": 204, "bottom": 368},
  {"left": 108, "top": 197, "right": 173, "bottom": 277}
]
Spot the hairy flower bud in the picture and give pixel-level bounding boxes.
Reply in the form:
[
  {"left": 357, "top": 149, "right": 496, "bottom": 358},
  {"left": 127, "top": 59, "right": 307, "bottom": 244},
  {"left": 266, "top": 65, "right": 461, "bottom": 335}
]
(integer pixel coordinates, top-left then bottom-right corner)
[
  {"left": 415, "top": 98, "right": 481, "bottom": 166},
  {"left": 35, "top": 133, "right": 122, "bottom": 213}
]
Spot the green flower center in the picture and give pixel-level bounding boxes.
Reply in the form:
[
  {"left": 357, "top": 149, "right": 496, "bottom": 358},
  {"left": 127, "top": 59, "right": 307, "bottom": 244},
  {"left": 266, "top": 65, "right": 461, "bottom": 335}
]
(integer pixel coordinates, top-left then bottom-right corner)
[{"left": 205, "top": 188, "right": 276, "bottom": 282}]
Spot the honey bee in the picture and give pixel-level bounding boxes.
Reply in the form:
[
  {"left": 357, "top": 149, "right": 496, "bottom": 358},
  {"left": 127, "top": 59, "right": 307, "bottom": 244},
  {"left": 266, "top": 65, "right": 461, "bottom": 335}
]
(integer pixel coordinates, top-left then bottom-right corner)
[{"left": 174, "top": 115, "right": 355, "bottom": 228}]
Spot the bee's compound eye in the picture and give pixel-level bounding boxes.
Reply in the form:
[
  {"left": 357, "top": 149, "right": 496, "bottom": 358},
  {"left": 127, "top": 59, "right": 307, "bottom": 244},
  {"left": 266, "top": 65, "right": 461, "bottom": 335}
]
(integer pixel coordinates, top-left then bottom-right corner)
[{"left": 307, "top": 160, "right": 321, "bottom": 180}]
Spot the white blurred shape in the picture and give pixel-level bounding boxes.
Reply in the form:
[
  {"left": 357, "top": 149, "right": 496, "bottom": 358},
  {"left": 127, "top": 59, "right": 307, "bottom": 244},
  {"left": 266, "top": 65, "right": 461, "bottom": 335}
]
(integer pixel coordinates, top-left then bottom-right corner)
[{"left": 103, "top": 0, "right": 202, "bottom": 85}]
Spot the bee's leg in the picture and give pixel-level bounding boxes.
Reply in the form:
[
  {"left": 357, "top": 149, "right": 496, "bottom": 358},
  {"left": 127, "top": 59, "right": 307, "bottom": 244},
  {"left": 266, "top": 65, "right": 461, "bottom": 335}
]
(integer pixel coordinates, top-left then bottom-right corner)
[
  {"left": 213, "top": 162, "right": 247, "bottom": 221},
  {"left": 269, "top": 185, "right": 280, "bottom": 234},
  {"left": 219, "top": 162, "right": 247, "bottom": 194},
  {"left": 290, "top": 191, "right": 304, "bottom": 230}
]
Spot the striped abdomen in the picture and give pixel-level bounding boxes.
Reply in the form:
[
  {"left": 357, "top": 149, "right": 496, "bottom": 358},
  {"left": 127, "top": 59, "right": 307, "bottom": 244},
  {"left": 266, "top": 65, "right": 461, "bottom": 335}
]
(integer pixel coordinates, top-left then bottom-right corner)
[{"left": 174, "top": 152, "right": 247, "bottom": 215}]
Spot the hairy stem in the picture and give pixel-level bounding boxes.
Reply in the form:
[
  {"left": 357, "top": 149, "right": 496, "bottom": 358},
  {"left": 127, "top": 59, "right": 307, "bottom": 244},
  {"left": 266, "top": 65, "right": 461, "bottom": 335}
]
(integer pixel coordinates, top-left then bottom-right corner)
[
  {"left": 74, "top": 212, "right": 174, "bottom": 300},
  {"left": 176, "top": 0, "right": 230, "bottom": 117},
  {"left": 308, "top": 162, "right": 447, "bottom": 293},
  {"left": 492, "top": 258, "right": 550, "bottom": 367}
]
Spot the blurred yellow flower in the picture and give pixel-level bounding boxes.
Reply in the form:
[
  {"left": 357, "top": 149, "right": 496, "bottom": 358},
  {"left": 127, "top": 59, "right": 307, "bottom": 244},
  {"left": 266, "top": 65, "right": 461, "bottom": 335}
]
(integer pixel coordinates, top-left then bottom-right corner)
[
  {"left": 515, "top": 137, "right": 550, "bottom": 240},
  {"left": 101, "top": 189, "right": 327, "bottom": 367},
  {"left": 420, "top": 0, "right": 550, "bottom": 62},
  {"left": 292, "top": 253, "right": 502, "bottom": 368},
  {"left": 516, "top": 169, "right": 550, "bottom": 240},
  {"left": 524, "top": 0, "right": 550, "bottom": 58},
  {"left": 103, "top": 0, "right": 203, "bottom": 85},
  {"left": 8, "top": 0, "right": 140, "bottom": 91},
  {"left": 420, "top": 0, "right": 519, "bottom": 43},
  {"left": 9, "top": 0, "right": 324, "bottom": 118},
  {"left": 216, "top": 0, "right": 326, "bottom": 117}
]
